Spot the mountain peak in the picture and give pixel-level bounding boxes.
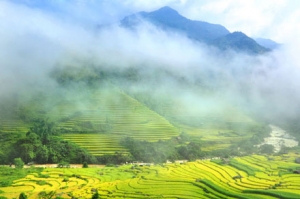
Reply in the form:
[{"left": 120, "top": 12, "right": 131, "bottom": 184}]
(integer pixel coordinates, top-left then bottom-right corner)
[
  {"left": 120, "top": 7, "right": 270, "bottom": 54},
  {"left": 154, "top": 6, "right": 178, "bottom": 14},
  {"left": 121, "top": 6, "right": 229, "bottom": 42},
  {"left": 231, "top": 31, "right": 247, "bottom": 37},
  {"left": 148, "top": 6, "right": 182, "bottom": 20}
]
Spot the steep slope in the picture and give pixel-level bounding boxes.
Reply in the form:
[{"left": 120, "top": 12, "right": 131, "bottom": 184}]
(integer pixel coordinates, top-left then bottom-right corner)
[
  {"left": 58, "top": 87, "right": 180, "bottom": 156},
  {"left": 1, "top": 84, "right": 179, "bottom": 156}
]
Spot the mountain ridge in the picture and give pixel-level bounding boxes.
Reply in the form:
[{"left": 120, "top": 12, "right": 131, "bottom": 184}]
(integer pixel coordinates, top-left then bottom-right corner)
[{"left": 120, "top": 6, "right": 270, "bottom": 54}]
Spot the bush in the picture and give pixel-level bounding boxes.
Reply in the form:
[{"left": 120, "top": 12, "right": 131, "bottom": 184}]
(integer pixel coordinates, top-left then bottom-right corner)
[
  {"left": 62, "top": 177, "right": 69, "bottom": 182},
  {"left": 82, "top": 161, "right": 88, "bottom": 168},
  {"left": 36, "top": 180, "right": 48, "bottom": 186},
  {"left": 14, "top": 158, "right": 24, "bottom": 169},
  {"left": 18, "top": 192, "right": 27, "bottom": 199},
  {"left": 0, "top": 181, "right": 10, "bottom": 187},
  {"left": 38, "top": 174, "right": 50, "bottom": 178},
  {"left": 38, "top": 191, "right": 55, "bottom": 198},
  {"left": 91, "top": 191, "right": 100, "bottom": 199}
]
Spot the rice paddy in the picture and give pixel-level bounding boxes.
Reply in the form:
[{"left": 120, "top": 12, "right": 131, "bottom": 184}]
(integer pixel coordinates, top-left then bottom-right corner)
[
  {"left": 0, "top": 83, "right": 266, "bottom": 156},
  {"left": 1, "top": 154, "right": 300, "bottom": 199}
]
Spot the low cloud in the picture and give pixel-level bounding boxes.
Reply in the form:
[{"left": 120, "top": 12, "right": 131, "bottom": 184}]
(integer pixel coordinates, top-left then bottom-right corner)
[{"left": 1, "top": 1, "right": 300, "bottom": 126}]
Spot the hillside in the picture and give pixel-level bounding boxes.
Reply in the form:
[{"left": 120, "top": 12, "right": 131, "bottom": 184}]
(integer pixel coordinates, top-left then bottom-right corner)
[
  {"left": 0, "top": 84, "right": 180, "bottom": 156},
  {"left": 0, "top": 5, "right": 294, "bottom": 166},
  {"left": 1, "top": 73, "right": 268, "bottom": 159}
]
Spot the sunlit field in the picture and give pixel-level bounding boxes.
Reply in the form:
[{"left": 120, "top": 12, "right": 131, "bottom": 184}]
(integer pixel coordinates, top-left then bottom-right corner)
[{"left": 1, "top": 154, "right": 300, "bottom": 199}]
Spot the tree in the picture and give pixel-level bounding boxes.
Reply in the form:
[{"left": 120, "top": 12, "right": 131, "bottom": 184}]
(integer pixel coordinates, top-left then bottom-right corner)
[
  {"left": 82, "top": 161, "right": 88, "bottom": 168},
  {"left": 91, "top": 191, "right": 100, "bottom": 199},
  {"left": 14, "top": 158, "right": 24, "bottom": 169},
  {"left": 29, "top": 119, "right": 58, "bottom": 145},
  {"left": 15, "top": 132, "right": 41, "bottom": 163},
  {"left": 36, "top": 145, "right": 49, "bottom": 163},
  {"left": 18, "top": 192, "right": 27, "bottom": 199}
]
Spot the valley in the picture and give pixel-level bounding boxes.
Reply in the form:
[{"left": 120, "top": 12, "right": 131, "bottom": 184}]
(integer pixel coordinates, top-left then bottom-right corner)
[{"left": 1, "top": 2, "right": 300, "bottom": 199}]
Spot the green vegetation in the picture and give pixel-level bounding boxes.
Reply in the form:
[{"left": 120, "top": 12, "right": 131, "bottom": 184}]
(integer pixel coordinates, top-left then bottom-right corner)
[
  {"left": 1, "top": 62, "right": 299, "bottom": 198},
  {"left": 0, "top": 154, "right": 300, "bottom": 199},
  {"left": 18, "top": 192, "right": 27, "bottom": 199},
  {"left": 120, "top": 134, "right": 203, "bottom": 162},
  {"left": 0, "top": 166, "right": 43, "bottom": 187},
  {"left": 0, "top": 65, "right": 274, "bottom": 160},
  {"left": 14, "top": 158, "right": 24, "bottom": 169},
  {"left": 0, "top": 119, "right": 96, "bottom": 165}
]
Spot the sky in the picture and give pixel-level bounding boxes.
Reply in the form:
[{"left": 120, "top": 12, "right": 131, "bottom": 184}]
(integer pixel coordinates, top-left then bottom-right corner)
[{"left": 5, "top": 0, "right": 300, "bottom": 43}]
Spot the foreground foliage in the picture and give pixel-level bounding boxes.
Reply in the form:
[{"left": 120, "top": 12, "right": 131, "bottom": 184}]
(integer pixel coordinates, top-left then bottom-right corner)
[{"left": 1, "top": 154, "right": 300, "bottom": 199}]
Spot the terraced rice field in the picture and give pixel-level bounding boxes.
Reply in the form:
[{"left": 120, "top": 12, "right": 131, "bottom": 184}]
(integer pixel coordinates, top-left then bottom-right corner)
[
  {"left": 154, "top": 97, "right": 261, "bottom": 151},
  {"left": 1, "top": 154, "right": 300, "bottom": 199},
  {"left": 0, "top": 84, "right": 263, "bottom": 156},
  {"left": 0, "top": 86, "right": 180, "bottom": 156},
  {"left": 0, "top": 118, "right": 30, "bottom": 133},
  {"left": 57, "top": 88, "right": 180, "bottom": 155},
  {"left": 61, "top": 134, "right": 129, "bottom": 156}
]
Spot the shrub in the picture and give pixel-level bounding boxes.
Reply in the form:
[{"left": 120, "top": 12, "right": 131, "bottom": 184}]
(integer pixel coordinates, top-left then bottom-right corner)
[
  {"left": 38, "top": 174, "right": 50, "bottom": 178},
  {"left": 62, "top": 177, "right": 69, "bottom": 182},
  {"left": 36, "top": 180, "right": 48, "bottom": 186},
  {"left": 14, "top": 158, "right": 24, "bottom": 169},
  {"left": 82, "top": 161, "right": 88, "bottom": 168},
  {"left": 18, "top": 192, "right": 27, "bottom": 199},
  {"left": 91, "top": 191, "right": 100, "bottom": 199}
]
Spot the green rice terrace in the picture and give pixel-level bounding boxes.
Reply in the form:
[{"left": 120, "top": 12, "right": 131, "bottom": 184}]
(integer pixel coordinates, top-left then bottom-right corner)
[
  {"left": 1, "top": 154, "right": 300, "bottom": 199},
  {"left": 0, "top": 83, "right": 264, "bottom": 157},
  {"left": 1, "top": 81, "right": 299, "bottom": 198}
]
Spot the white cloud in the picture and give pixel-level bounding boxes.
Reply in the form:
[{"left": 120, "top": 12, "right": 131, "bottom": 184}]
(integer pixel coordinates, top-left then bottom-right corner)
[
  {"left": 2, "top": 0, "right": 300, "bottom": 122},
  {"left": 174, "top": 0, "right": 288, "bottom": 40},
  {"left": 8, "top": 0, "right": 300, "bottom": 43}
]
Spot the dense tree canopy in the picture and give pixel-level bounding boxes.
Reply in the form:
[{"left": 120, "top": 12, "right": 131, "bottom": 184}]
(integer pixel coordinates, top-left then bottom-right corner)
[{"left": 3, "top": 119, "right": 96, "bottom": 164}]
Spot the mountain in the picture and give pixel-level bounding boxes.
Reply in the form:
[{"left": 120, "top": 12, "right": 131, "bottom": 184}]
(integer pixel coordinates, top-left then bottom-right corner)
[
  {"left": 211, "top": 32, "right": 270, "bottom": 54},
  {"left": 255, "top": 38, "right": 280, "bottom": 50},
  {"left": 121, "top": 6, "right": 230, "bottom": 42},
  {"left": 120, "top": 6, "right": 270, "bottom": 54}
]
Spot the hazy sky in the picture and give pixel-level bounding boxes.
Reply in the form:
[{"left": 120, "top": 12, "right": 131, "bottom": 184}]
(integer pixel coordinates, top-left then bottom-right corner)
[{"left": 5, "top": 0, "right": 300, "bottom": 43}]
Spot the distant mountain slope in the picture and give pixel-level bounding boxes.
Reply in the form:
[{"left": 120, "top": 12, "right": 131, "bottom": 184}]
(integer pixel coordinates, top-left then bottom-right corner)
[
  {"left": 120, "top": 6, "right": 270, "bottom": 54},
  {"left": 211, "top": 32, "right": 270, "bottom": 54},
  {"left": 121, "top": 6, "right": 230, "bottom": 42},
  {"left": 255, "top": 38, "right": 280, "bottom": 49}
]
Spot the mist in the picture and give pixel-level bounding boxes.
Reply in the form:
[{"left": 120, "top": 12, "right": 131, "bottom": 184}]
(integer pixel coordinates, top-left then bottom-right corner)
[{"left": 1, "top": 0, "right": 300, "bottom": 132}]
